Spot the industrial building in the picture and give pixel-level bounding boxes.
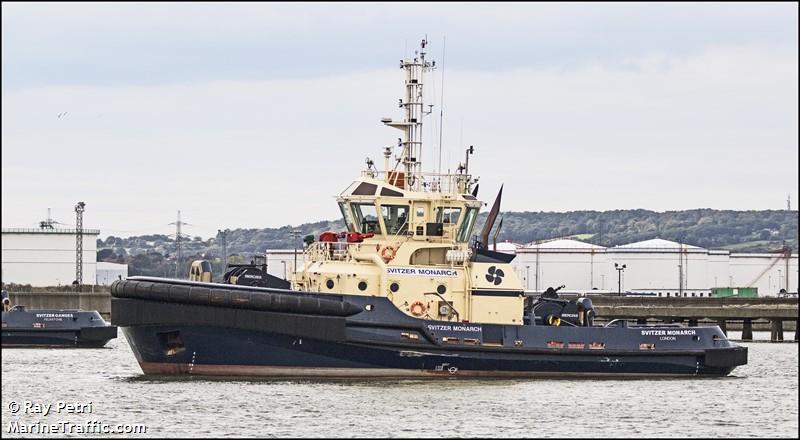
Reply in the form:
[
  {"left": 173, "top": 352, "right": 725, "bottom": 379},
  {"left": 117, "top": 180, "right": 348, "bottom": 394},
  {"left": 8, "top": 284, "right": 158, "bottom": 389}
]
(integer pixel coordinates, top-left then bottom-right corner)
[
  {"left": 2, "top": 204, "right": 130, "bottom": 287},
  {"left": 1, "top": 227, "right": 100, "bottom": 287},
  {"left": 264, "top": 237, "right": 798, "bottom": 297},
  {"left": 512, "top": 238, "right": 797, "bottom": 297}
]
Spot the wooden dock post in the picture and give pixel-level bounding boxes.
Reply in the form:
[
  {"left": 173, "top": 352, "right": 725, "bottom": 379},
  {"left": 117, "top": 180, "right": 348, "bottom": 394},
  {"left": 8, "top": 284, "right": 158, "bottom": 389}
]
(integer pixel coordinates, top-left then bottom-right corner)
[
  {"left": 741, "top": 319, "right": 753, "bottom": 341},
  {"left": 770, "top": 320, "right": 784, "bottom": 342}
]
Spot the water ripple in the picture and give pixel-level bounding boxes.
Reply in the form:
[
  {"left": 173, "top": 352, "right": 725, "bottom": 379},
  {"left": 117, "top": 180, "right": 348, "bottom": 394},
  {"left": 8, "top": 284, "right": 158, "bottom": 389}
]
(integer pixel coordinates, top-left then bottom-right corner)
[{"left": 2, "top": 334, "right": 797, "bottom": 438}]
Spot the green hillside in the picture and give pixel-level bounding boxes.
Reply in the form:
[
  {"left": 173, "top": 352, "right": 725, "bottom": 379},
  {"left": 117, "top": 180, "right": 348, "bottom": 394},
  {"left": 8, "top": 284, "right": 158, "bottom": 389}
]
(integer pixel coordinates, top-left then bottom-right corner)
[{"left": 97, "top": 209, "right": 798, "bottom": 277}]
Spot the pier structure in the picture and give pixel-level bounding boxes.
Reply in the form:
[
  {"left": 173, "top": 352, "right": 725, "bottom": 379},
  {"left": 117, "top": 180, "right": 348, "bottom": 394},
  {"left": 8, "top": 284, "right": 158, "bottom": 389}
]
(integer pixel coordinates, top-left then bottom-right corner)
[{"left": 584, "top": 296, "right": 798, "bottom": 342}]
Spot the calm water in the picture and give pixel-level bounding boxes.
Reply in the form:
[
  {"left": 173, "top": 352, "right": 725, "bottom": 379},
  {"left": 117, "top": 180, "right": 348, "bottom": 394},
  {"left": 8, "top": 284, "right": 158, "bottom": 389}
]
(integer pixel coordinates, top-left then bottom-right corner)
[{"left": 2, "top": 332, "right": 797, "bottom": 438}]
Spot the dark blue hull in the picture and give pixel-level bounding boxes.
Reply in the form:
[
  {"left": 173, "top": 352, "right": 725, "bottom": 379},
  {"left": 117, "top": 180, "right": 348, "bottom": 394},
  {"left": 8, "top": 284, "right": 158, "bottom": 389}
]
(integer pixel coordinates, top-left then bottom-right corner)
[
  {"left": 122, "top": 324, "right": 737, "bottom": 377},
  {"left": 111, "top": 276, "right": 747, "bottom": 378},
  {"left": 2, "top": 326, "right": 117, "bottom": 348}
]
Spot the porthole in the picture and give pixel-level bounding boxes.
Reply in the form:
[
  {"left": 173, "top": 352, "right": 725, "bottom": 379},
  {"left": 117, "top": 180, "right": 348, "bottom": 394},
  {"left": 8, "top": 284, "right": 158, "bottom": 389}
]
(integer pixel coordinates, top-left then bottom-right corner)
[
  {"left": 326, "top": 279, "right": 335, "bottom": 289},
  {"left": 390, "top": 282, "right": 400, "bottom": 292},
  {"left": 358, "top": 281, "right": 368, "bottom": 291},
  {"left": 437, "top": 284, "right": 446, "bottom": 295}
]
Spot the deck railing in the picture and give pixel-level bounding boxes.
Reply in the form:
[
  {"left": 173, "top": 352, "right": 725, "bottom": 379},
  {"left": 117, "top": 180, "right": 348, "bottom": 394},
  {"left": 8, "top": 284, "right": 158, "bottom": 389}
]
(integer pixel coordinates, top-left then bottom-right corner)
[
  {"left": 2, "top": 228, "right": 101, "bottom": 234},
  {"left": 305, "top": 241, "right": 373, "bottom": 262},
  {"left": 361, "top": 170, "right": 473, "bottom": 194}
]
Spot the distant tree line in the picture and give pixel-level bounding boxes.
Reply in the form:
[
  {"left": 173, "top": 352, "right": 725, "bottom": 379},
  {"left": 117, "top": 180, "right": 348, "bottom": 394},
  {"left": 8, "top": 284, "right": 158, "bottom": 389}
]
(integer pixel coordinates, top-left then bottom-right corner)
[
  {"left": 479, "top": 209, "right": 797, "bottom": 250},
  {"left": 96, "top": 209, "right": 798, "bottom": 276}
]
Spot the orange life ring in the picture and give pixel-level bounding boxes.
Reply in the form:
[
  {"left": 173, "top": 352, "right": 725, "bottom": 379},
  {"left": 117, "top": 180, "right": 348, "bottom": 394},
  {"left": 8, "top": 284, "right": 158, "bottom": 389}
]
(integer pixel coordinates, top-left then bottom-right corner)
[
  {"left": 380, "top": 245, "right": 397, "bottom": 263},
  {"left": 410, "top": 301, "right": 427, "bottom": 317}
]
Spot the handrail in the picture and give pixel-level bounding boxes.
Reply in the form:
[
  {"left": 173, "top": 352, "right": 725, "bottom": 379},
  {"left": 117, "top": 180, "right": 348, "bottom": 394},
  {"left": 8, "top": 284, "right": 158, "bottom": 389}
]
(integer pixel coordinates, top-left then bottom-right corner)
[
  {"left": 2, "top": 228, "right": 101, "bottom": 234},
  {"left": 361, "top": 170, "right": 473, "bottom": 194}
]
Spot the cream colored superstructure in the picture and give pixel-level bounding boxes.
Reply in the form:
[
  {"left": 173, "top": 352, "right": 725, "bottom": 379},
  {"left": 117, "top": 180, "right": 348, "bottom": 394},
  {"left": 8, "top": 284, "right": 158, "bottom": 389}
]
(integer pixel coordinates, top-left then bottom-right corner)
[{"left": 291, "top": 39, "right": 524, "bottom": 325}]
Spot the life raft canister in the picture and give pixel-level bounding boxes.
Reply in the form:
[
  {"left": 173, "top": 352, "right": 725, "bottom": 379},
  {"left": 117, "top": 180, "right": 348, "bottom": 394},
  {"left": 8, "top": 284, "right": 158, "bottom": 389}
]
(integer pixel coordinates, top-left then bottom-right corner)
[
  {"left": 380, "top": 245, "right": 397, "bottom": 263},
  {"left": 319, "top": 231, "right": 339, "bottom": 242},
  {"left": 410, "top": 301, "right": 427, "bottom": 317}
]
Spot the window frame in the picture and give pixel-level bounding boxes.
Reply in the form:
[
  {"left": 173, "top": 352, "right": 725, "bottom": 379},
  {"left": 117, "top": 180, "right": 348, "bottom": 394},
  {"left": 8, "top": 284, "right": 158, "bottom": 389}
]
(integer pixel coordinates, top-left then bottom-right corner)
[
  {"left": 352, "top": 202, "right": 382, "bottom": 234},
  {"left": 380, "top": 204, "right": 410, "bottom": 236},
  {"left": 457, "top": 207, "right": 479, "bottom": 242}
]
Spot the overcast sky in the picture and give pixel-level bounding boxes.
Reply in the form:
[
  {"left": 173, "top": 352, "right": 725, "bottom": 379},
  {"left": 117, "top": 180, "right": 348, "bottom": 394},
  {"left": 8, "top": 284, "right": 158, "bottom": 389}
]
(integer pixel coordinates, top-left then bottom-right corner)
[{"left": 2, "top": 2, "right": 798, "bottom": 239}]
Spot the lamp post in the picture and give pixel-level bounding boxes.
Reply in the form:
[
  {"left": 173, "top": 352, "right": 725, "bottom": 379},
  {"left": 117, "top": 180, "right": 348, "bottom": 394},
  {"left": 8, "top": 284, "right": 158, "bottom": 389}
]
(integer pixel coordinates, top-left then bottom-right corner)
[
  {"left": 290, "top": 229, "right": 302, "bottom": 273},
  {"left": 525, "top": 265, "right": 530, "bottom": 290},
  {"left": 535, "top": 245, "right": 540, "bottom": 293},
  {"left": 218, "top": 228, "right": 230, "bottom": 274},
  {"left": 614, "top": 263, "right": 626, "bottom": 296}
]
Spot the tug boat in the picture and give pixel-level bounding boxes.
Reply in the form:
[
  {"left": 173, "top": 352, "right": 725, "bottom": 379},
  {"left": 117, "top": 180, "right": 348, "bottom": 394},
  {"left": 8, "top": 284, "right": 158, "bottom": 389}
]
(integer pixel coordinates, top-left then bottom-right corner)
[
  {"left": 2, "top": 290, "right": 117, "bottom": 348},
  {"left": 112, "top": 39, "right": 747, "bottom": 377}
]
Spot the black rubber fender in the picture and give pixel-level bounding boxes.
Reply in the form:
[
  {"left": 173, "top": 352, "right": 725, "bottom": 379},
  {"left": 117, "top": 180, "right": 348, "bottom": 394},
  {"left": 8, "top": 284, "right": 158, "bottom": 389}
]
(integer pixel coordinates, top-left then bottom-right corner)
[{"left": 111, "top": 278, "right": 362, "bottom": 317}]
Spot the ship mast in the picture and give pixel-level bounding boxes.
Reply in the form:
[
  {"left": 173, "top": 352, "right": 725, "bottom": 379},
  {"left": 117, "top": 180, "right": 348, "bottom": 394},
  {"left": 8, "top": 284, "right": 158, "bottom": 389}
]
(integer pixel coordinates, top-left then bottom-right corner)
[{"left": 383, "top": 38, "right": 434, "bottom": 191}]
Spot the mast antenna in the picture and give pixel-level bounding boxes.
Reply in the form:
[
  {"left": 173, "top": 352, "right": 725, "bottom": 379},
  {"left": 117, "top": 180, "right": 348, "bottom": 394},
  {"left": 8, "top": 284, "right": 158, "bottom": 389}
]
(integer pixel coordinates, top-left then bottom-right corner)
[
  {"left": 438, "top": 35, "right": 446, "bottom": 177},
  {"left": 382, "top": 37, "right": 435, "bottom": 191},
  {"left": 40, "top": 208, "right": 56, "bottom": 229}
]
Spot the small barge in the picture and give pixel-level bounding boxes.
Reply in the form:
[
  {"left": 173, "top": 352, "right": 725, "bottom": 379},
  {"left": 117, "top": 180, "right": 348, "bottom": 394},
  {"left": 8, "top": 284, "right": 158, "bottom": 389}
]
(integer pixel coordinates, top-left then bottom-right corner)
[{"left": 2, "top": 290, "right": 117, "bottom": 348}]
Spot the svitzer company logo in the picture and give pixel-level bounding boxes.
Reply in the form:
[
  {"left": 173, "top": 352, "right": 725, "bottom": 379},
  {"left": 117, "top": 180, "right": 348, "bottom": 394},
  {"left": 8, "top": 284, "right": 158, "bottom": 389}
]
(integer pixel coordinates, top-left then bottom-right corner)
[{"left": 485, "top": 266, "right": 504, "bottom": 285}]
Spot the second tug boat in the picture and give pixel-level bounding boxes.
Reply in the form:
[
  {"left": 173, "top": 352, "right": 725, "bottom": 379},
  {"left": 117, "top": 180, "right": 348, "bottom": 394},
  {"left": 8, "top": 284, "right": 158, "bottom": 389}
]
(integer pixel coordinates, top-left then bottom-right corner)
[{"left": 113, "top": 40, "right": 747, "bottom": 378}]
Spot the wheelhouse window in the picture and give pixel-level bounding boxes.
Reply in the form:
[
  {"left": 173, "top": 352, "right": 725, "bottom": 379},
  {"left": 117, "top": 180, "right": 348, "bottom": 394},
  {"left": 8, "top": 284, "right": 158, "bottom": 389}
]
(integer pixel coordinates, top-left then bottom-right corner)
[
  {"left": 352, "top": 203, "right": 381, "bottom": 234},
  {"left": 457, "top": 207, "right": 479, "bottom": 242},
  {"left": 435, "top": 207, "right": 462, "bottom": 225},
  {"left": 381, "top": 205, "right": 409, "bottom": 235},
  {"left": 339, "top": 202, "right": 356, "bottom": 232}
]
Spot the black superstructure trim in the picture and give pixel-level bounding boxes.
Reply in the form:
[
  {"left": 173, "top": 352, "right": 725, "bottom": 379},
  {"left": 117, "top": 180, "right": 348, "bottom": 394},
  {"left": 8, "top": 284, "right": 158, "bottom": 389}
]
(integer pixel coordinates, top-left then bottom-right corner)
[{"left": 471, "top": 289, "right": 523, "bottom": 297}]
